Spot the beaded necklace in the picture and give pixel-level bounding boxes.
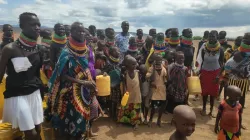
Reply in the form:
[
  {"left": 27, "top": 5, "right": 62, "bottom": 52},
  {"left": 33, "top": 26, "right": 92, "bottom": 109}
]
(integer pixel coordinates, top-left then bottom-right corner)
[
  {"left": 17, "top": 33, "right": 38, "bottom": 52},
  {"left": 128, "top": 45, "right": 138, "bottom": 52},
  {"left": 238, "top": 42, "right": 250, "bottom": 52},
  {"left": 2, "top": 34, "right": 14, "bottom": 43},
  {"left": 165, "top": 37, "right": 169, "bottom": 43},
  {"left": 109, "top": 55, "right": 120, "bottom": 63},
  {"left": 67, "top": 37, "right": 88, "bottom": 57},
  {"left": 169, "top": 37, "right": 180, "bottom": 45},
  {"left": 52, "top": 33, "right": 67, "bottom": 44},
  {"left": 136, "top": 38, "right": 145, "bottom": 47},
  {"left": 204, "top": 41, "right": 221, "bottom": 56},
  {"left": 41, "top": 38, "right": 52, "bottom": 47},
  {"left": 181, "top": 36, "right": 193, "bottom": 45},
  {"left": 105, "top": 38, "right": 115, "bottom": 47}
]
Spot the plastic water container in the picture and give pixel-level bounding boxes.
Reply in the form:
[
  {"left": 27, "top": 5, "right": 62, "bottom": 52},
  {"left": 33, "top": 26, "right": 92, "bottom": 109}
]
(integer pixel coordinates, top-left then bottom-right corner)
[
  {"left": 0, "top": 75, "right": 6, "bottom": 120},
  {"left": 0, "top": 123, "right": 23, "bottom": 140},
  {"left": 121, "top": 92, "right": 129, "bottom": 107},
  {"left": 187, "top": 76, "right": 201, "bottom": 95},
  {"left": 96, "top": 75, "right": 111, "bottom": 96},
  {"left": 40, "top": 69, "right": 48, "bottom": 85}
]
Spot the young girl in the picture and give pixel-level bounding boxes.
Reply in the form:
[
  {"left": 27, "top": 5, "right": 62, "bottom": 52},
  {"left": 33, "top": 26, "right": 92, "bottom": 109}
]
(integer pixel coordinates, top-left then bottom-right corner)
[
  {"left": 101, "top": 47, "right": 121, "bottom": 121},
  {"left": 117, "top": 55, "right": 142, "bottom": 130},
  {"left": 141, "top": 36, "right": 153, "bottom": 65},
  {"left": 139, "top": 64, "right": 151, "bottom": 124},
  {"left": 40, "top": 29, "right": 52, "bottom": 79},
  {"left": 146, "top": 54, "right": 167, "bottom": 127},
  {"left": 166, "top": 51, "right": 188, "bottom": 113},
  {"left": 169, "top": 105, "right": 196, "bottom": 140},
  {"left": 215, "top": 86, "right": 242, "bottom": 140}
]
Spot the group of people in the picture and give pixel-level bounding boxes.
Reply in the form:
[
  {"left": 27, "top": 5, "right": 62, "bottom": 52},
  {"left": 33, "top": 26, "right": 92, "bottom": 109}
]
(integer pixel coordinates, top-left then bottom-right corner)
[{"left": 0, "top": 12, "right": 249, "bottom": 140}]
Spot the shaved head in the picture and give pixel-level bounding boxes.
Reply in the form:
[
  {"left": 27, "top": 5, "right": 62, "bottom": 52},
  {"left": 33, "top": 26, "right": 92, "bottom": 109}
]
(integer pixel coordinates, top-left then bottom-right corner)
[{"left": 173, "top": 105, "right": 196, "bottom": 121}]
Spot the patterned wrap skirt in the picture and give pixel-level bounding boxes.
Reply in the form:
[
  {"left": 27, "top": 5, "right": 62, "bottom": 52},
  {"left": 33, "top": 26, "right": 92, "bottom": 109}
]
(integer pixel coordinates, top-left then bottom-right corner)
[
  {"left": 217, "top": 129, "right": 241, "bottom": 140},
  {"left": 117, "top": 103, "right": 141, "bottom": 125}
]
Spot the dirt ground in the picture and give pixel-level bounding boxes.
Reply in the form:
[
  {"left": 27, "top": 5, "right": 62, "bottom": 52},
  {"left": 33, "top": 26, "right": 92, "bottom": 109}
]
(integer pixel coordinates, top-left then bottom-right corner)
[{"left": 1, "top": 33, "right": 249, "bottom": 140}]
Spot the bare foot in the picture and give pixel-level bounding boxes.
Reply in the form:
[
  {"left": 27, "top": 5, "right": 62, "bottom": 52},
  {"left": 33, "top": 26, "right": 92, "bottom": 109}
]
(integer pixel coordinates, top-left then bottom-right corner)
[
  {"left": 157, "top": 120, "right": 162, "bottom": 128},
  {"left": 208, "top": 112, "right": 216, "bottom": 118},
  {"left": 148, "top": 120, "right": 152, "bottom": 127},
  {"left": 134, "top": 124, "right": 139, "bottom": 131},
  {"left": 89, "top": 131, "right": 98, "bottom": 137},
  {"left": 242, "top": 125, "right": 247, "bottom": 130},
  {"left": 200, "top": 110, "right": 206, "bottom": 116},
  {"left": 193, "top": 95, "right": 199, "bottom": 101}
]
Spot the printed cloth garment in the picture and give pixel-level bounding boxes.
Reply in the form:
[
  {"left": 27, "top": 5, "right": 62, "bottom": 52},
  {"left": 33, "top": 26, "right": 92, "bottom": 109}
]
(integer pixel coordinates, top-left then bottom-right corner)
[
  {"left": 115, "top": 33, "right": 133, "bottom": 53},
  {"left": 117, "top": 103, "right": 141, "bottom": 125},
  {"left": 45, "top": 47, "right": 95, "bottom": 136}
]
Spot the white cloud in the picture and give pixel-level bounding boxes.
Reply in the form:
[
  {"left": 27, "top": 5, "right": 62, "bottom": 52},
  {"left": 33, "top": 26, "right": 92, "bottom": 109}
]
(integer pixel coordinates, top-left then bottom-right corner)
[
  {"left": 1, "top": 0, "right": 249, "bottom": 38},
  {"left": 0, "top": 0, "right": 7, "bottom": 4}
]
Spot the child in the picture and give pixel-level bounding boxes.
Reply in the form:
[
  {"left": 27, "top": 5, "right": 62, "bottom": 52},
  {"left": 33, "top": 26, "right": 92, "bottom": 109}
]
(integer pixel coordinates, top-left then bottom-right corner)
[
  {"left": 141, "top": 36, "right": 153, "bottom": 65},
  {"left": 166, "top": 51, "right": 188, "bottom": 113},
  {"left": 146, "top": 54, "right": 167, "bottom": 127},
  {"left": 214, "top": 85, "right": 242, "bottom": 140},
  {"left": 136, "top": 29, "right": 145, "bottom": 52},
  {"left": 101, "top": 47, "right": 121, "bottom": 121},
  {"left": 139, "top": 64, "right": 151, "bottom": 124},
  {"left": 104, "top": 28, "right": 116, "bottom": 56},
  {"left": 125, "top": 37, "right": 141, "bottom": 63},
  {"left": 169, "top": 105, "right": 196, "bottom": 140},
  {"left": 117, "top": 55, "right": 142, "bottom": 130}
]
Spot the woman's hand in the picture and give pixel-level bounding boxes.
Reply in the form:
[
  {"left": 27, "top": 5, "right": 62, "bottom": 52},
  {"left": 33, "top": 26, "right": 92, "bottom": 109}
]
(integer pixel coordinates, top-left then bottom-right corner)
[
  {"left": 80, "top": 80, "right": 96, "bottom": 90},
  {"left": 214, "top": 76, "right": 220, "bottom": 84}
]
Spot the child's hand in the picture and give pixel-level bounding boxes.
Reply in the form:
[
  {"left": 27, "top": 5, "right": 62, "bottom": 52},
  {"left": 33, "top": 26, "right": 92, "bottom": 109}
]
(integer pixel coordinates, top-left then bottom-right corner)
[
  {"left": 150, "top": 83, "right": 157, "bottom": 89},
  {"left": 103, "top": 72, "right": 108, "bottom": 76},
  {"left": 214, "top": 125, "right": 219, "bottom": 134}
]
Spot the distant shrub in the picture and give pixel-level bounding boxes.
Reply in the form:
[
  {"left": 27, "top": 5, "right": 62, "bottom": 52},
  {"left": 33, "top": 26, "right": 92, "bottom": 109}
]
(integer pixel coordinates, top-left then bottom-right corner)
[
  {"left": 193, "top": 36, "right": 202, "bottom": 40},
  {"left": 227, "top": 38, "right": 235, "bottom": 41}
]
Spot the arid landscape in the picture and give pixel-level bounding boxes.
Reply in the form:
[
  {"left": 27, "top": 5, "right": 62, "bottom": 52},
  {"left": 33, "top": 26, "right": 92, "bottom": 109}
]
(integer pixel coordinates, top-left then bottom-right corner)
[{"left": 1, "top": 32, "right": 249, "bottom": 140}]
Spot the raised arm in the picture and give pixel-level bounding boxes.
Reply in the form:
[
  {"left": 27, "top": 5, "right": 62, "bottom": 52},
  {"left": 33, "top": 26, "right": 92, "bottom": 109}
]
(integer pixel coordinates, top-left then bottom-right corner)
[{"left": 0, "top": 44, "right": 12, "bottom": 83}]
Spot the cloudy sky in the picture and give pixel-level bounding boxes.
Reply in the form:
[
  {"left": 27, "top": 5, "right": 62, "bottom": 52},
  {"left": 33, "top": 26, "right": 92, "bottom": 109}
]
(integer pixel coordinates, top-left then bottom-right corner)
[{"left": 0, "top": 0, "right": 249, "bottom": 37}]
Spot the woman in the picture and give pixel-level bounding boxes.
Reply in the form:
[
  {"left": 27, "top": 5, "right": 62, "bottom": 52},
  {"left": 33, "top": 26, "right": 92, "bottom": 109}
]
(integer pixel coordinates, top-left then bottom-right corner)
[
  {"left": 39, "top": 29, "right": 52, "bottom": 79},
  {"left": 46, "top": 22, "right": 97, "bottom": 139},
  {"left": 0, "top": 12, "right": 43, "bottom": 140},
  {"left": 226, "top": 33, "right": 250, "bottom": 109},
  {"left": 0, "top": 24, "right": 14, "bottom": 57},
  {"left": 196, "top": 30, "right": 224, "bottom": 117},
  {"left": 50, "top": 23, "right": 67, "bottom": 69}
]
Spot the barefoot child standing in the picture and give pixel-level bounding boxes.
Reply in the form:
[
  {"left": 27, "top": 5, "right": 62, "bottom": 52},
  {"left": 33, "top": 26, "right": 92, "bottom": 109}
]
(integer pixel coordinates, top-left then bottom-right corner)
[
  {"left": 146, "top": 54, "right": 167, "bottom": 127},
  {"left": 117, "top": 55, "right": 142, "bottom": 130},
  {"left": 169, "top": 105, "right": 196, "bottom": 140},
  {"left": 139, "top": 64, "right": 151, "bottom": 124},
  {"left": 214, "top": 85, "right": 242, "bottom": 140}
]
